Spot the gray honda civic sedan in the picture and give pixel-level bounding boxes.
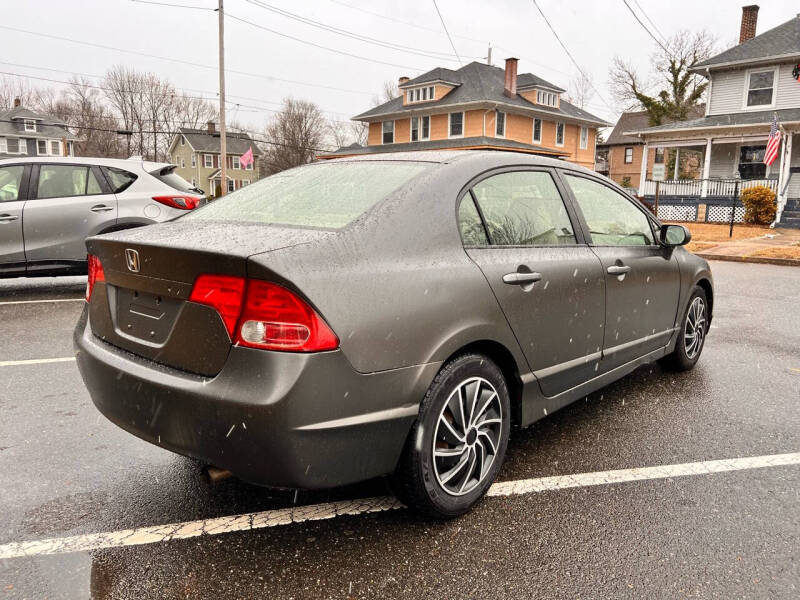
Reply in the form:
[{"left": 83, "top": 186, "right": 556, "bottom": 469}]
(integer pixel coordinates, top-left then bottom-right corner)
[{"left": 75, "top": 151, "right": 712, "bottom": 518}]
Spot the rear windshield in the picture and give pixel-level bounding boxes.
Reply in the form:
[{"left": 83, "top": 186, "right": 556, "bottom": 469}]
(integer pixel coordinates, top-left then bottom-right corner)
[
  {"left": 186, "top": 162, "right": 430, "bottom": 229},
  {"left": 151, "top": 166, "right": 202, "bottom": 195}
]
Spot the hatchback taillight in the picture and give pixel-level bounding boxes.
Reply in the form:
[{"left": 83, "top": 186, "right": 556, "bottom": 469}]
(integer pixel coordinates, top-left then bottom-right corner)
[
  {"left": 188, "top": 275, "right": 339, "bottom": 352},
  {"left": 152, "top": 195, "right": 201, "bottom": 210},
  {"left": 86, "top": 254, "right": 105, "bottom": 302}
]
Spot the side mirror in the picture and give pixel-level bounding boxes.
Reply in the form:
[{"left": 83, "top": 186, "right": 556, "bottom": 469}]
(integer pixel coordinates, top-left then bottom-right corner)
[{"left": 660, "top": 224, "right": 692, "bottom": 247}]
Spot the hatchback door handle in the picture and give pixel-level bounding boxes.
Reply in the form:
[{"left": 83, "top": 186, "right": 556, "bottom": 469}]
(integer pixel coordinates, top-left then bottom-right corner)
[
  {"left": 0, "top": 214, "right": 19, "bottom": 223},
  {"left": 502, "top": 272, "right": 542, "bottom": 285},
  {"left": 607, "top": 265, "right": 631, "bottom": 275},
  {"left": 91, "top": 204, "right": 114, "bottom": 213}
]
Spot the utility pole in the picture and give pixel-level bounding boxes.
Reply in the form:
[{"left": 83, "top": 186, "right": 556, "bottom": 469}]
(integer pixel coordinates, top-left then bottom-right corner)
[{"left": 218, "top": 0, "right": 227, "bottom": 196}]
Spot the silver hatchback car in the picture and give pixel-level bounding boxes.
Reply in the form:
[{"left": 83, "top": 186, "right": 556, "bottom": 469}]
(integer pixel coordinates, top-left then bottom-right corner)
[{"left": 0, "top": 156, "right": 206, "bottom": 277}]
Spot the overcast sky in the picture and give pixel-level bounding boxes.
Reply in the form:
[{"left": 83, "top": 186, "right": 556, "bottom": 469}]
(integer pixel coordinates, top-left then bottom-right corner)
[{"left": 2, "top": 0, "right": 798, "bottom": 138}]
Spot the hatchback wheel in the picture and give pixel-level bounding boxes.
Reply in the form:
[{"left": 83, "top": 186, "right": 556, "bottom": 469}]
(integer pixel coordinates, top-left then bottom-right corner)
[
  {"left": 393, "top": 353, "right": 510, "bottom": 518},
  {"left": 661, "top": 285, "right": 708, "bottom": 371}
]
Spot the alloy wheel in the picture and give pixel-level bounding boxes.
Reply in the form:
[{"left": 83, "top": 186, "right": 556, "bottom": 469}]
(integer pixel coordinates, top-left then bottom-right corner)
[
  {"left": 432, "top": 376, "right": 503, "bottom": 496},
  {"left": 684, "top": 296, "right": 707, "bottom": 360}
]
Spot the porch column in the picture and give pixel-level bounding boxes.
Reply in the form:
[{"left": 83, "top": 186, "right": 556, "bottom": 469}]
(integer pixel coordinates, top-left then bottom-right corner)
[
  {"left": 639, "top": 144, "right": 649, "bottom": 192},
  {"left": 673, "top": 147, "right": 680, "bottom": 179},
  {"left": 701, "top": 138, "right": 712, "bottom": 198},
  {"left": 775, "top": 133, "right": 793, "bottom": 224}
]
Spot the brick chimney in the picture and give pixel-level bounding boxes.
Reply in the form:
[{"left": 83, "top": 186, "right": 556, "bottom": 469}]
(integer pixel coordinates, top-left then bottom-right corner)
[
  {"left": 398, "top": 76, "right": 409, "bottom": 86},
  {"left": 207, "top": 120, "right": 216, "bottom": 134},
  {"left": 503, "top": 57, "right": 518, "bottom": 98},
  {"left": 739, "top": 5, "right": 759, "bottom": 43},
  {"left": 13, "top": 97, "right": 21, "bottom": 108}
]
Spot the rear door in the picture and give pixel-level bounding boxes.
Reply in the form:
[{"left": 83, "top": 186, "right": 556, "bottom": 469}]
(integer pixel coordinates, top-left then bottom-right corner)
[
  {"left": 560, "top": 171, "right": 681, "bottom": 370},
  {"left": 0, "top": 164, "right": 30, "bottom": 271},
  {"left": 24, "top": 163, "right": 118, "bottom": 267},
  {"left": 462, "top": 168, "right": 606, "bottom": 397}
]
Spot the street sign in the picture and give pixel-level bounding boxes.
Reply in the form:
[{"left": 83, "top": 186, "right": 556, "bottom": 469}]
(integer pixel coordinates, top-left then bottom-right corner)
[{"left": 652, "top": 164, "right": 666, "bottom": 181}]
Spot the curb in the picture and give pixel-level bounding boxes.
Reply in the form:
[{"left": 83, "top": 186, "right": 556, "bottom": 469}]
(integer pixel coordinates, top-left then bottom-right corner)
[{"left": 695, "top": 253, "right": 800, "bottom": 267}]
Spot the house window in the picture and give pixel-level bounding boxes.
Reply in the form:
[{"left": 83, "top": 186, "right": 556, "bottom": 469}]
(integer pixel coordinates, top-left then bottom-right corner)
[
  {"left": 555, "top": 122, "right": 565, "bottom": 146},
  {"left": 6, "top": 138, "right": 18, "bottom": 153},
  {"left": 624, "top": 147, "right": 633, "bottom": 163},
  {"left": 66, "top": 141, "right": 73, "bottom": 156},
  {"left": 37, "top": 140, "right": 47, "bottom": 155},
  {"left": 532, "top": 118, "right": 542, "bottom": 143},
  {"left": 449, "top": 112, "right": 464, "bottom": 137},
  {"left": 242, "top": 179, "right": 250, "bottom": 186},
  {"left": 745, "top": 69, "right": 776, "bottom": 107},
  {"left": 246, "top": 160, "right": 253, "bottom": 171},
  {"left": 0, "top": 138, "right": 6, "bottom": 153},
  {"left": 204, "top": 154, "right": 213, "bottom": 168},
  {"left": 191, "top": 153, "right": 196, "bottom": 167},
  {"left": 50, "top": 140, "right": 61, "bottom": 156},
  {"left": 18, "top": 139, "right": 27, "bottom": 154},
  {"left": 382, "top": 120, "right": 394, "bottom": 144},
  {"left": 414, "top": 89, "right": 420, "bottom": 102},
  {"left": 738, "top": 145, "right": 767, "bottom": 179},
  {"left": 407, "top": 90, "right": 412, "bottom": 103},
  {"left": 232, "top": 156, "right": 241, "bottom": 169},
  {"left": 24, "top": 119, "right": 36, "bottom": 132},
  {"left": 227, "top": 179, "right": 235, "bottom": 193},
  {"left": 180, "top": 157, "right": 185, "bottom": 168},
  {"left": 407, "top": 86, "right": 436, "bottom": 104},
  {"left": 654, "top": 147, "right": 665, "bottom": 163},
  {"left": 579, "top": 126, "right": 588, "bottom": 150},
  {"left": 411, "top": 116, "right": 430, "bottom": 141},
  {"left": 191, "top": 178, "right": 196, "bottom": 187},
  {"left": 536, "top": 90, "right": 558, "bottom": 107},
  {"left": 422, "top": 87, "right": 428, "bottom": 101},
  {"left": 495, "top": 111, "right": 505, "bottom": 137},
  {"left": 180, "top": 136, "right": 185, "bottom": 146}
]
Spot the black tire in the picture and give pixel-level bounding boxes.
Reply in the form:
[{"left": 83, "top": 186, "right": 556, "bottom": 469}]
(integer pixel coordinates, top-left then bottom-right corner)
[
  {"left": 660, "top": 285, "right": 709, "bottom": 371},
  {"left": 393, "top": 353, "right": 511, "bottom": 519}
]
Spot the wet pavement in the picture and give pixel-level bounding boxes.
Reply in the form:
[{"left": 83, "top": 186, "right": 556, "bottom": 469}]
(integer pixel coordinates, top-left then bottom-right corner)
[{"left": 1, "top": 262, "right": 798, "bottom": 598}]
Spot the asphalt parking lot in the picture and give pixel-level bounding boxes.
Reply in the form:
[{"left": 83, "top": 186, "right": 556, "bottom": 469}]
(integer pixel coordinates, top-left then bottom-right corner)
[{"left": 1, "top": 261, "right": 798, "bottom": 599}]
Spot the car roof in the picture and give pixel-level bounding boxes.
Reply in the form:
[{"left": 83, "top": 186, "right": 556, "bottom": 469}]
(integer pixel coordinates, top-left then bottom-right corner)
[{"left": 0, "top": 156, "right": 174, "bottom": 172}]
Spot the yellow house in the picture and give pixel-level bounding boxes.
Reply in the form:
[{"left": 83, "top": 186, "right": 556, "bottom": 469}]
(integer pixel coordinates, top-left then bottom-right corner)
[{"left": 321, "top": 59, "right": 608, "bottom": 167}]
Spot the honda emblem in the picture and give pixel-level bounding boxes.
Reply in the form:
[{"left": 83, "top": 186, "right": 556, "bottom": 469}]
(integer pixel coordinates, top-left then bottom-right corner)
[{"left": 125, "top": 248, "right": 140, "bottom": 273}]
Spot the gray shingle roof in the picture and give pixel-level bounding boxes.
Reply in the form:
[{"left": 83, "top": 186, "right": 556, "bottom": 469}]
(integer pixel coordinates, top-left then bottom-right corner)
[
  {"left": 402, "top": 67, "right": 461, "bottom": 87},
  {"left": 178, "top": 128, "right": 263, "bottom": 155},
  {"left": 355, "top": 61, "right": 605, "bottom": 125},
  {"left": 694, "top": 14, "right": 800, "bottom": 69},
  {"left": 319, "top": 135, "right": 569, "bottom": 158},
  {"left": 0, "top": 105, "right": 78, "bottom": 141},
  {"left": 604, "top": 105, "right": 706, "bottom": 145},
  {"left": 629, "top": 107, "right": 800, "bottom": 135}
]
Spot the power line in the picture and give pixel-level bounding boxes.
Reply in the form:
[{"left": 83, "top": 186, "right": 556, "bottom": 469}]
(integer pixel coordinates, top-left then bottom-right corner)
[
  {"left": 226, "top": 12, "right": 423, "bottom": 71},
  {"left": 431, "top": 0, "right": 462, "bottom": 66},
  {"left": 631, "top": 0, "right": 669, "bottom": 47},
  {"left": 245, "top": 0, "right": 471, "bottom": 63},
  {"left": 528, "top": 0, "right": 614, "bottom": 114},
  {"left": 621, "top": 0, "right": 673, "bottom": 58},
  {"left": 129, "top": 0, "right": 213, "bottom": 10}
]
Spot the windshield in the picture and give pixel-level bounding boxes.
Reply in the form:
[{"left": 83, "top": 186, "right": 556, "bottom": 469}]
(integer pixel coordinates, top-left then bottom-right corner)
[{"left": 186, "top": 161, "right": 430, "bottom": 229}]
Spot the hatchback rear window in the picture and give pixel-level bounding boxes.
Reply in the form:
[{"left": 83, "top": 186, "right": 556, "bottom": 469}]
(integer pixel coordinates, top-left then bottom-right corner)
[
  {"left": 151, "top": 166, "right": 200, "bottom": 195},
  {"left": 186, "top": 162, "right": 430, "bottom": 229}
]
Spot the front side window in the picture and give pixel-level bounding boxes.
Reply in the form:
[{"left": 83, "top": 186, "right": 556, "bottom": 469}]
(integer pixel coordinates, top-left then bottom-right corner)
[
  {"left": 37, "top": 165, "right": 102, "bottom": 199},
  {"left": 187, "top": 162, "right": 430, "bottom": 229},
  {"left": 458, "top": 194, "right": 489, "bottom": 246},
  {"left": 449, "top": 112, "right": 463, "bottom": 137},
  {"left": 382, "top": 120, "right": 394, "bottom": 144},
  {"left": 564, "top": 174, "right": 654, "bottom": 246},
  {"left": 738, "top": 145, "right": 767, "bottom": 179},
  {"left": 746, "top": 69, "right": 775, "bottom": 107},
  {"left": 470, "top": 170, "right": 576, "bottom": 246},
  {"left": 555, "top": 122, "right": 565, "bottom": 146},
  {"left": 496, "top": 111, "right": 506, "bottom": 137},
  {"left": 579, "top": 126, "right": 588, "bottom": 149},
  {"left": 624, "top": 147, "right": 633, "bottom": 163},
  {"left": 0, "top": 165, "right": 24, "bottom": 202},
  {"left": 101, "top": 166, "right": 138, "bottom": 193},
  {"left": 533, "top": 118, "right": 542, "bottom": 143}
]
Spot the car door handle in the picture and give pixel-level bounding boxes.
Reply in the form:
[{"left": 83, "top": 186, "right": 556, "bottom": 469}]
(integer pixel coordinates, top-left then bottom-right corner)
[
  {"left": 91, "top": 204, "right": 114, "bottom": 213},
  {"left": 607, "top": 265, "right": 631, "bottom": 275},
  {"left": 502, "top": 272, "right": 542, "bottom": 285},
  {"left": 0, "top": 214, "right": 19, "bottom": 223}
]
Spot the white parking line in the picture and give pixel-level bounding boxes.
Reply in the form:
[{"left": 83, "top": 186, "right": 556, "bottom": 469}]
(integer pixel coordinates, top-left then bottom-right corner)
[
  {"left": 0, "top": 357, "right": 76, "bottom": 367},
  {"left": 0, "top": 298, "right": 84, "bottom": 306},
  {"left": 1, "top": 451, "right": 797, "bottom": 560}
]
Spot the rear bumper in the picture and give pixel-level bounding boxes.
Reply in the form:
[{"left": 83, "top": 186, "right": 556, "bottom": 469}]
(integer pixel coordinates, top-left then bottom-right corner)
[{"left": 74, "top": 308, "right": 439, "bottom": 489}]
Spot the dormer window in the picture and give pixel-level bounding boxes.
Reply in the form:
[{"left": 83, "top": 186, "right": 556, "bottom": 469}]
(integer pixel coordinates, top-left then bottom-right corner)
[
  {"left": 745, "top": 68, "right": 776, "bottom": 108},
  {"left": 407, "top": 85, "right": 436, "bottom": 104},
  {"left": 535, "top": 90, "right": 558, "bottom": 107},
  {"left": 24, "top": 119, "right": 36, "bottom": 132}
]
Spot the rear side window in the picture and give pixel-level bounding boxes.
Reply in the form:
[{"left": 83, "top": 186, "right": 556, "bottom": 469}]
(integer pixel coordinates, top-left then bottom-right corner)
[
  {"left": 563, "top": 174, "right": 654, "bottom": 246},
  {"left": 37, "top": 165, "right": 103, "bottom": 199},
  {"left": 187, "top": 162, "right": 429, "bottom": 229},
  {"left": 470, "top": 170, "right": 576, "bottom": 246},
  {"left": 102, "top": 167, "right": 138, "bottom": 193},
  {"left": 458, "top": 195, "right": 489, "bottom": 246},
  {"left": 0, "top": 166, "right": 24, "bottom": 202}
]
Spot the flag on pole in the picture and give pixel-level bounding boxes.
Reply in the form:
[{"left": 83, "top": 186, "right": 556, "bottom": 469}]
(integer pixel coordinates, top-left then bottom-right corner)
[
  {"left": 240, "top": 147, "right": 254, "bottom": 169},
  {"left": 764, "top": 114, "right": 781, "bottom": 166}
]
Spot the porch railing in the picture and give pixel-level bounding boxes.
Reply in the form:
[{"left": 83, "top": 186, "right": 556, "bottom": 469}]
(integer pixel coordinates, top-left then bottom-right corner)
[{"left": 640, "top": 178, "right": 778, "bottom": 197}]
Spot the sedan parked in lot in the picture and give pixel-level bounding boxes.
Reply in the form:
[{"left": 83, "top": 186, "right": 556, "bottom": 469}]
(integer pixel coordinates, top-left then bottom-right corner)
[
  {"left": 75, "top": 151, "right": 712, "bottom": 518},
  {"left": 0, "top": 156, "right": 205, "bottom": 277}
]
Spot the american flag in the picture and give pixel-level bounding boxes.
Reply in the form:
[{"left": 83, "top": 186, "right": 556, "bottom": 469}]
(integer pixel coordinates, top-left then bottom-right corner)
[{"left": 764, "top": 115, "right": 781, "bottom": 166}]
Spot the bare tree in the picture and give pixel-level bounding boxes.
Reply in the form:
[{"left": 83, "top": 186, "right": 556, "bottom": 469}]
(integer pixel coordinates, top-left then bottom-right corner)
[
  {"left": 262, "top": 98, "right": 326, "bottom": 175},
  {"left": 566, "top": 71, "right": 594, "bottom": 110},
  {"left": 0, "top": 76, "right": 41, "bottom": 109},
  {"left": 609, "top": 30, "right": 716, "bottom": 125},
  {"left": 372, "top": 79, "right": 399, "bottom": 107}
]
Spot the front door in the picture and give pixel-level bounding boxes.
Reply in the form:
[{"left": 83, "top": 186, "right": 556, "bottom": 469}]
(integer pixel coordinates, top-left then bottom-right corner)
[
  {"left": 24, "top": 163, "right": 118, "bottom": 269},
  {"left": 0, "top": 164, "right": 30, "bottom": 271},
  {"left": 560, "top": 172, "right": 681, "bottom": 370},
  {"left": 461, "top": 168, "right": 606, "bottom": 397}
]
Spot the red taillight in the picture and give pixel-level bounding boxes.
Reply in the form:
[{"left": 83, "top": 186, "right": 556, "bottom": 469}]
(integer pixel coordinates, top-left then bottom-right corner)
[
  {"left": 152, "top": 195, "right": 201, "bottom": 210},
  {"left": 187, "top": 275, "right": 339, "bottom": 352},
  {"left": 188, "top": 274, "right": 246, "bottom": 337},
  {"left": 86, "top": 254, "right": 105, "bottom": 302}
]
